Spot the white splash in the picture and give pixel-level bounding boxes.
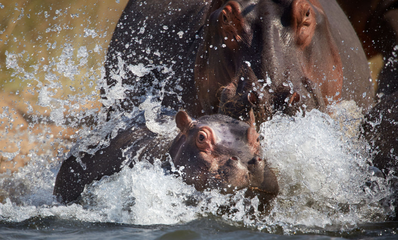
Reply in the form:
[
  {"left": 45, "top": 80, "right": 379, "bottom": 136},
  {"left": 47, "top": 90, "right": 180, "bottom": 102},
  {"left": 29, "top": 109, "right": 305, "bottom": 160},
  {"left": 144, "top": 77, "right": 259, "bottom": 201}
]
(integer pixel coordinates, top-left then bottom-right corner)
[
  {"left": 258, "top": 102, "right": 391, "bottom": 233},
  {"left": 0, "top": 100, "right": 393, "bottom": 233}
]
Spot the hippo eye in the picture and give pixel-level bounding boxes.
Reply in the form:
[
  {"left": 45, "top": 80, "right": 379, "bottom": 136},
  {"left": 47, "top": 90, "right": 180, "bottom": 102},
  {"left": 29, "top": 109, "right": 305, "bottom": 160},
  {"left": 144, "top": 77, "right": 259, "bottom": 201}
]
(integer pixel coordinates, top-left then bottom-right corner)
[
  {"left": 196, "top": 128, "right": 214, "bottom": 151},
  {"left": 199, "top": 134, "right": 205, "bottom": 141},
  {"left": 197, "top": 130, "right": 208, "bottom": 143},
  {"left": 306, "top": 9, "right": 311, "bottom": 17}
]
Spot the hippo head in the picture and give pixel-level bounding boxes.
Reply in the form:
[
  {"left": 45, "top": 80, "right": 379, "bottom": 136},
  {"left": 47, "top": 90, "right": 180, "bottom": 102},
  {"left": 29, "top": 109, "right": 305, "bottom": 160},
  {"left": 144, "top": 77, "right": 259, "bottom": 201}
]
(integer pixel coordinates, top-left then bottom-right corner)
[
  {"left": 169, "top": 110, "right": 279, "bottom": 203},
  {"left": 194, "top": 0, "right": 343, "bottom": 124}
]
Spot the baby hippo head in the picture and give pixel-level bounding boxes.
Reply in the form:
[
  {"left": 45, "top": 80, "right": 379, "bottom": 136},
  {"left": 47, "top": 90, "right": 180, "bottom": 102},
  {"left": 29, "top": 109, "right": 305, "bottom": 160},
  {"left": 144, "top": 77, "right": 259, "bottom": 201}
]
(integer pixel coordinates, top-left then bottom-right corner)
[{"left": 169, "top": 110, "right": 279, "bottom": 203}]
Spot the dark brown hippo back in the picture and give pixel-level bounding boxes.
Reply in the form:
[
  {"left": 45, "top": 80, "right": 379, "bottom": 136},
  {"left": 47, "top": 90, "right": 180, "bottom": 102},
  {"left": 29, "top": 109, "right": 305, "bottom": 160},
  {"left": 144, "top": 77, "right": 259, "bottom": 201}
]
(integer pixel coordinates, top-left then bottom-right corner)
[{"left": 101, "top": 0, "right": 212, "bottom": 117}]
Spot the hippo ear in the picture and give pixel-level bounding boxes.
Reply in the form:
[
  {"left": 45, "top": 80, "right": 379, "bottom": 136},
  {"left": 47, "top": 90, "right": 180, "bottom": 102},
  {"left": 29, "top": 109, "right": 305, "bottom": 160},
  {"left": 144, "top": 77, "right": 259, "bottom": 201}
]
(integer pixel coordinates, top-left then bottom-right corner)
[
  {"left": 247, "top": 92, "right": 258, "bottom": 106},
  {"left": 288, "top": 92, "right": 301, "bottom": 105},
  {"left": 248, "top": 109, "right": 256, "bottom": 128},
  {"left": 175, "top": 111, "right": 192, "bottom": 132},
  {"left": 292, "top": 0, "right": 316, "bottom": 49},
  {"left": 218, "top": 1, "right": 244, "bottom": 50}
]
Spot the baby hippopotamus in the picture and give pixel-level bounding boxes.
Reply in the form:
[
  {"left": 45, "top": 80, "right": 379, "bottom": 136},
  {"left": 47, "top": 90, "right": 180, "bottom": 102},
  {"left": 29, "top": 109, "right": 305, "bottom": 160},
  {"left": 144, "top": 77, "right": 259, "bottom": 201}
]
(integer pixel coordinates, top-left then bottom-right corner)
[
  {"left": 171, "top": 111, "right": 279, "bottom": 203},
  {"left": 54, "top": 110, "right": 278, "bottom": 206}
]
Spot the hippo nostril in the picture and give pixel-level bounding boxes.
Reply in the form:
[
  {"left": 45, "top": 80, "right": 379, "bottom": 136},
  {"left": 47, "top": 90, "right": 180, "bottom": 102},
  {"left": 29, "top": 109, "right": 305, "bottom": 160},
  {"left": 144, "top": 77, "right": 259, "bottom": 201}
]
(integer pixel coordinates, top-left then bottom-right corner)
[
  {"left": 222, "top": 13, "right": 228, "bottom": 23},
  {"left": 231, "top": 156, "right": 239, "bottom": 161}
]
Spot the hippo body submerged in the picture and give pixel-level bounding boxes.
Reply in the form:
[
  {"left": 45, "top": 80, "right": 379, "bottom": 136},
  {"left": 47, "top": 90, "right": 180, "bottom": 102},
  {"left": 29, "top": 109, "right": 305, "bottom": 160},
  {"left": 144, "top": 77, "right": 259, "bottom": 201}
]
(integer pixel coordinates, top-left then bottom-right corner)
[
  {"left": 102, "top": 0, "right": 374, "bottom": 123},
  {"left": 54, "top": 111, "right": 278, "bottom": 204}
]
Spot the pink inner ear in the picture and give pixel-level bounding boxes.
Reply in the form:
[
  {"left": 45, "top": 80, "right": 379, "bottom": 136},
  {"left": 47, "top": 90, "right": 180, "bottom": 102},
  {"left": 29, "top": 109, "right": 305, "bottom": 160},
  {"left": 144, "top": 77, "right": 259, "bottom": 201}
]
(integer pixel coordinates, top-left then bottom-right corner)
[
  {"left": 246, "top": 109, "right": 260, "bottom": 152},
  {"left": 247, "top": 92, "right": 258, "bottom": 105},
  {"left": 289, "top": 92, "right": 301, "bottom": 105},
  {"left": 248, "top": 109, "right": 256, "bottom": 127},
  {"left": 176, "top": 111, "right": 192, "bottom": 131},
  {"left": 246, "top": 123, "right": 260, "bottom": 153},
  {"left": 219, "top": 1, "right": 243, "bottom": 50}
]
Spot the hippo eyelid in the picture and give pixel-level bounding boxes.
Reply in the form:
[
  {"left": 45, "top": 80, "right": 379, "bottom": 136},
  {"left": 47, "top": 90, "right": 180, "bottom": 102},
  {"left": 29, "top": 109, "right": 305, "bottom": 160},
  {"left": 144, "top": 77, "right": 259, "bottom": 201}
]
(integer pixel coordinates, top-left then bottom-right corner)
[
  {"left": 198, "top": 126, "right": 216, "bottom": 142},
  {"left": 195, "top": 126, "right": 217, "bottom": 153}
]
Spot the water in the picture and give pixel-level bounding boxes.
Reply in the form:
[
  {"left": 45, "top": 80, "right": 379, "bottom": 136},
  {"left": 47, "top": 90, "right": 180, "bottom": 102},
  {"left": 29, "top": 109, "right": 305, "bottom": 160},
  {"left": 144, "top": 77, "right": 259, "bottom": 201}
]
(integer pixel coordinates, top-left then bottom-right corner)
[
  {"left": 1, "top": 103, "right": 397, "bottom": 239},
  {"left": 1, "top": 1, "right": 397, "bottom": 239}
]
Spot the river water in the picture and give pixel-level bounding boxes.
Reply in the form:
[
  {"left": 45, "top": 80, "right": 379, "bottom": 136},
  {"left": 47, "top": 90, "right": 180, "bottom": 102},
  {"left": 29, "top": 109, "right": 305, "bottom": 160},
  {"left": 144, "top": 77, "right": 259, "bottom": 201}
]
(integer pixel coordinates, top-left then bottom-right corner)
[
  {"left": 1, "top": 100, "right": 397, "bottom": 239},
  {"left": 1, "top": 1, "right": 398, "bottom": 239}
]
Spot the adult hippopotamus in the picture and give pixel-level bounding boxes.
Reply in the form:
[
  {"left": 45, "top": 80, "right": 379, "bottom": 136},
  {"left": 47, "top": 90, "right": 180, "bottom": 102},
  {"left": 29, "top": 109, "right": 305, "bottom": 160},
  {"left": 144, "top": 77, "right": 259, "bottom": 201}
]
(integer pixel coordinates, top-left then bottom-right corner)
[
  {"left": 54, "top": 110, "right": 278, "bottom": 205},
  {"left": 102, "top": 0, "right": 374, "bottom": 124},
  {"left": 337, "top": 0, "right": 398, "bottom": 96}
]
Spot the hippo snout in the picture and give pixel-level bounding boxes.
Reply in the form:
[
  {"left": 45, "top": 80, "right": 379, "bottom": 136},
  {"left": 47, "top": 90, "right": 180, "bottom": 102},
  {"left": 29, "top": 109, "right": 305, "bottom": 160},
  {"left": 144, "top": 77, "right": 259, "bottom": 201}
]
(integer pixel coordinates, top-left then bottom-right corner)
[{"left": 212, "top": 156, "right": 251, "bottom": 192}]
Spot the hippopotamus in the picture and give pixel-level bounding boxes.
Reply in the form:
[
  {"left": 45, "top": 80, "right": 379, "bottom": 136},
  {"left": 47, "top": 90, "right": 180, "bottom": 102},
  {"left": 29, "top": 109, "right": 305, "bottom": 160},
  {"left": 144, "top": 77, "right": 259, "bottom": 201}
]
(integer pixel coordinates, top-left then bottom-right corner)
[
  {"left": 54, "top": 110, "right": 278, "bottom": 205},
  {"left": 102, "top": 0, "right": 374, "bottom": 124},
  {"left": 337, "top": 0, "right": 398, "bottom": 96},
  {"left": 362, "top": 92, "right": 398, "bottom": 177},
  {"left": 362, "top": 91, "right": 398, "bottom": 221}
]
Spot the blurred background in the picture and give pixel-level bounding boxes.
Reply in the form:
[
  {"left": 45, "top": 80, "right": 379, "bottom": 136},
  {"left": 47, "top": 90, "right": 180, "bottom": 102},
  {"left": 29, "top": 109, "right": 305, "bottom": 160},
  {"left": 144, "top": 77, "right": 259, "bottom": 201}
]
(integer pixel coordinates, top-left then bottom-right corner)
[
  {"left": 1, "top": 0, "right": 128, "bottom": 95},
  {"left": 0, "top": 0, "right": 128, "bottom": 174}
]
